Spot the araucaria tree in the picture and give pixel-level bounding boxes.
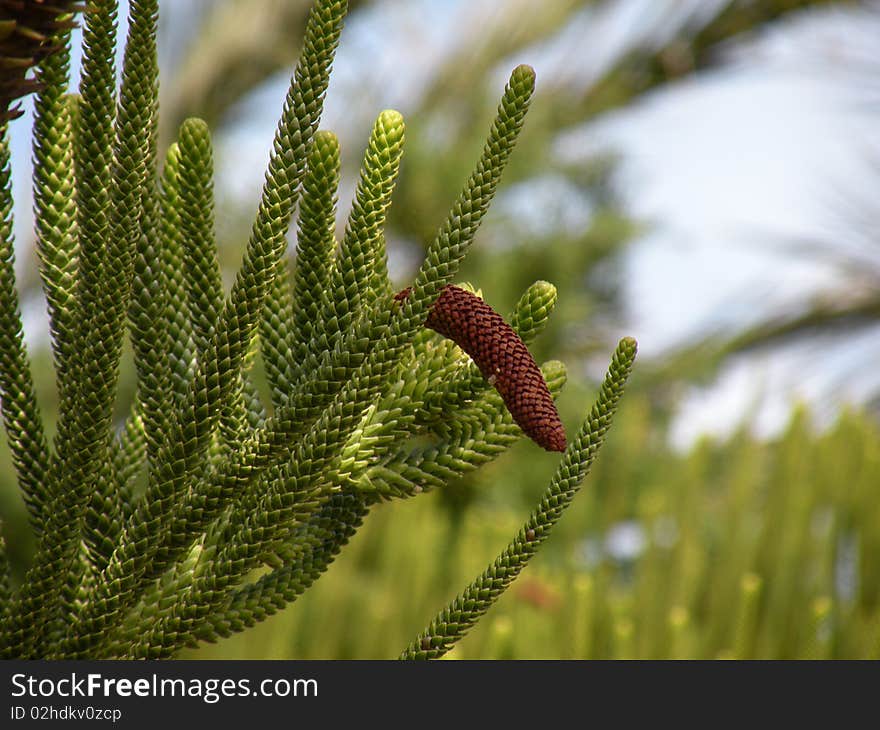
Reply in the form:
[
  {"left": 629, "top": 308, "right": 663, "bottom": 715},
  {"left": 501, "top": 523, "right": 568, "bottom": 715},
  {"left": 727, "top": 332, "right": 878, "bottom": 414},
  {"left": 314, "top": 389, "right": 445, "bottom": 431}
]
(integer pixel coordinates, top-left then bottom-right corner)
[{"left": 0, "top": 0, "right": 636, "bottom": 659}]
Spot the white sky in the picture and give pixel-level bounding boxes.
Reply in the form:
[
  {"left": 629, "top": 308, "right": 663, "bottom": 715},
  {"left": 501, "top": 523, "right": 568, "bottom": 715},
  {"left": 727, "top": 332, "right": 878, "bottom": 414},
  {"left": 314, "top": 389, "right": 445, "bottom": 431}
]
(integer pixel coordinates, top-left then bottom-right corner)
[{"left": 580, "top": 3, "right": 880, "bottom": 445}]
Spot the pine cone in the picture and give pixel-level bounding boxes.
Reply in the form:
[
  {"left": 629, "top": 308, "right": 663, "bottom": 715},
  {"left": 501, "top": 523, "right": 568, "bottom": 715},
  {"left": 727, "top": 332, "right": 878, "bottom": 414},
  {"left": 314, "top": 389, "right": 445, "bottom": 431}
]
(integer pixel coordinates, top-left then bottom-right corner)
[
  {"left": 398, "top": 284, "right": 567, "bottom": 452},
  {"left": 0, "top": 0, "right": 80, "bottom": 122}
]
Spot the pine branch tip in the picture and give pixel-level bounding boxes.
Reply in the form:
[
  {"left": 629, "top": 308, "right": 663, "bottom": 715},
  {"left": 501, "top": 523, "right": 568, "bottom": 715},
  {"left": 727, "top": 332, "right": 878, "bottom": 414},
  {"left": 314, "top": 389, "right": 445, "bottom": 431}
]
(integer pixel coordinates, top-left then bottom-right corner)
[
  {"left": 377, "top": 108, "right": 405, "bottom": 137},
  {"left": 511, "top": 63, "right": 536, "bottom": 89},
  {"left": 179, "top": 116, "right": 210, "bottom": 136},
  {"left": 313, "top": 129, "right": 338, "bottom": 146},
  {"left": 619, "top": 335, "right": 637, "bottom": 354}
]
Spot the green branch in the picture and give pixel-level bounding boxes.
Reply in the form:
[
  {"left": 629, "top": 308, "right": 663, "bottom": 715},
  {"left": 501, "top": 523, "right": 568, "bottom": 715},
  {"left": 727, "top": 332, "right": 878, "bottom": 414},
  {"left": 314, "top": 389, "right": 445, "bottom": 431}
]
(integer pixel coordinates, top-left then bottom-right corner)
[
  {"left": 0, "top": 0, "right": 636, "bottom": 662},
  {"left": 400, "top": 337, "right": 637, "bottom": 659}
]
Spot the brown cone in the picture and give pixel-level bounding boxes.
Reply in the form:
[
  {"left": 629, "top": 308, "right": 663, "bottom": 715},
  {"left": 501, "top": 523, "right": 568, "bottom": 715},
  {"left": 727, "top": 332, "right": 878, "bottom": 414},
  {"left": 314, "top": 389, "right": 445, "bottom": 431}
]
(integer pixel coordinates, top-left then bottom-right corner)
[{"left": 399, "top": 284, "right": 566, "bottom": 452}]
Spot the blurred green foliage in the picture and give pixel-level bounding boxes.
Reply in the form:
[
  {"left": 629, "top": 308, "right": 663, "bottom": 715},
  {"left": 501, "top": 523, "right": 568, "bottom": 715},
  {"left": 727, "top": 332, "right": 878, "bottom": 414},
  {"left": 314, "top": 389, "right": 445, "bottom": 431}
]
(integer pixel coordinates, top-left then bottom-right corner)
[
  {"left": 5, "top": 372, "right": 878, "bottom": 658},
  {"left": 184, "top": 396, "right": 880, "bottom": 659}
]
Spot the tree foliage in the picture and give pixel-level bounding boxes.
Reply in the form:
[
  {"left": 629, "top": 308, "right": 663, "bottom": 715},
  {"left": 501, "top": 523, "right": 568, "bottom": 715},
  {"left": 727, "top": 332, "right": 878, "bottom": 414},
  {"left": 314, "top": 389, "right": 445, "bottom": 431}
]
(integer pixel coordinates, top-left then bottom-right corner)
[{"left": 0, "top": 0, "right": 634, "bottom": 659}]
